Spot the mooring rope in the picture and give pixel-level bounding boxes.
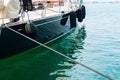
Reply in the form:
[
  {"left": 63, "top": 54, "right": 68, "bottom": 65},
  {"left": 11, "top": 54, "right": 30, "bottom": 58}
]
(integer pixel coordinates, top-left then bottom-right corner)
[{"left": 5, "top": 25, "right": 113, "bottom": 80}]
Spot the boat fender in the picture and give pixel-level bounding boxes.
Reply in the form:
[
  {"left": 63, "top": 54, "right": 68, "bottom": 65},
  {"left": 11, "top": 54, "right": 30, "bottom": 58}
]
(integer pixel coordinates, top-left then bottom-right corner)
[
  {"left": 25, "top": 23, "right": 37, "bottom": 37},
  {"left": 60, "top": 13, "right": 69, "bottom": 25},
  {"left": 76, "top": 9, "right": 83, "bottom": 22},
  {"left": 82, "top": 5, "right": 86, "bottom": 19},
  {"left": 22, "top": 0, "right": 33, "bottom": 11},
  {"left": 70, "top": 11, "right": 76, "bottom": 28}
]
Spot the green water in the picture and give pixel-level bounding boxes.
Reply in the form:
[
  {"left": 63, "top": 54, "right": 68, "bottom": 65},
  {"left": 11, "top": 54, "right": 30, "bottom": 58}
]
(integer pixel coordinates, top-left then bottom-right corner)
[
  {"left": 0, "top": 27, "right": 86, "bottom": 80},
  {"left": 0, "top": 3, "right": 120, "bottom": 80}
]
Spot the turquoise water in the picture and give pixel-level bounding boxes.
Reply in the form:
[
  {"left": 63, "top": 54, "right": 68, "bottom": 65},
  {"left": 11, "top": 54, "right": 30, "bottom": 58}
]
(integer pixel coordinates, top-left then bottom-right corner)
[{"left": 0, "top": 3, "right": 120, "bottom": 80}]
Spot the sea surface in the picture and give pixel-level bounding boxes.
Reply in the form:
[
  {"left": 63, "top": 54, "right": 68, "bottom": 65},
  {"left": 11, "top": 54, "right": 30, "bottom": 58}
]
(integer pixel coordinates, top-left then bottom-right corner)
[{"left": 0, "top": 3, "right": 120, "bottom": 80}]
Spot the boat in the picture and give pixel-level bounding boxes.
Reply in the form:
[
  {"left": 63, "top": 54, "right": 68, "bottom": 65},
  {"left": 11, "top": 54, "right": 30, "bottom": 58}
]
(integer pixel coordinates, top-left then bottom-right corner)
[{"left": 0, "top": 0, "right": 86, "bottom": 59}]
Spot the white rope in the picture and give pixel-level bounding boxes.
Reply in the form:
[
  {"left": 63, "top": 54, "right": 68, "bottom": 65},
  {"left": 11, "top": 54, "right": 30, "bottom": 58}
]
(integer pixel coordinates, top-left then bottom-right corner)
[
  {"left": 6, "top": 26, "right": 113, "bottom": 80},
  {"left": 26, "top": 11, "right": 30, "bottom": 23}
]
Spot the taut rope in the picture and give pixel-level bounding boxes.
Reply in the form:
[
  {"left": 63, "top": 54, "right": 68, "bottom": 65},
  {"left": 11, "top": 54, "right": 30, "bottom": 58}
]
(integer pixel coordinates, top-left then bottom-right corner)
[{"left": 5, "top": 25, "right": 113, "bottom": 80}]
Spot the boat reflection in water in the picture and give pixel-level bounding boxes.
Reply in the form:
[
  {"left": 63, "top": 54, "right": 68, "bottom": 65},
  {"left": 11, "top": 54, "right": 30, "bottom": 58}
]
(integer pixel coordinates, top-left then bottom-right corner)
[{"left": 48, "top": 25, "right": 86, "bottom": 80}]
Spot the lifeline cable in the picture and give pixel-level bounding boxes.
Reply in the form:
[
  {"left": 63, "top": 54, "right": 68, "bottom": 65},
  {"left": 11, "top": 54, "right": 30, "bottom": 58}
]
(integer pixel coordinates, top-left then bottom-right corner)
[{"left": 6, "top": 25, "right": 113, "bottom": 80}]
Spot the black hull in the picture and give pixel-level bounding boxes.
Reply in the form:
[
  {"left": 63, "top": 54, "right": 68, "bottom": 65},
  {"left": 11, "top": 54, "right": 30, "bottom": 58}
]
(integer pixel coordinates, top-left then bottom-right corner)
[{"left": 0, "top": 13, "right": 77, "bottom": 59}]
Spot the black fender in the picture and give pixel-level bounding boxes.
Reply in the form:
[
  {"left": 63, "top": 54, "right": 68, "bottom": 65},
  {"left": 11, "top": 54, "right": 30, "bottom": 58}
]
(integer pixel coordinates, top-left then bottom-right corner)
[
  {"left": 25, "top": 23, "right": 37, "bottom": 37},
  {"left": 60, "top": 13, "right": 69, "bottom": 25},
  {"left": 82, "top": 5, "right": 86, "bottom": 19},
  {"left": 76, "top": 9, "right": 83, "bottom": 22},
  {"left": 22, "top": 0, "right": 33, "bottom": 11},
  {"left": 70, "top": 11, "right": 77, "bottom": 28}
]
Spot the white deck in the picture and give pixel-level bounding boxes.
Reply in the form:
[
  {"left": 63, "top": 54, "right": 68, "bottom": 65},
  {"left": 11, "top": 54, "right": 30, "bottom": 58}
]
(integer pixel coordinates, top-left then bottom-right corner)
[{"left": 0, "top": 1, "right": 81, "bottom": 25}]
